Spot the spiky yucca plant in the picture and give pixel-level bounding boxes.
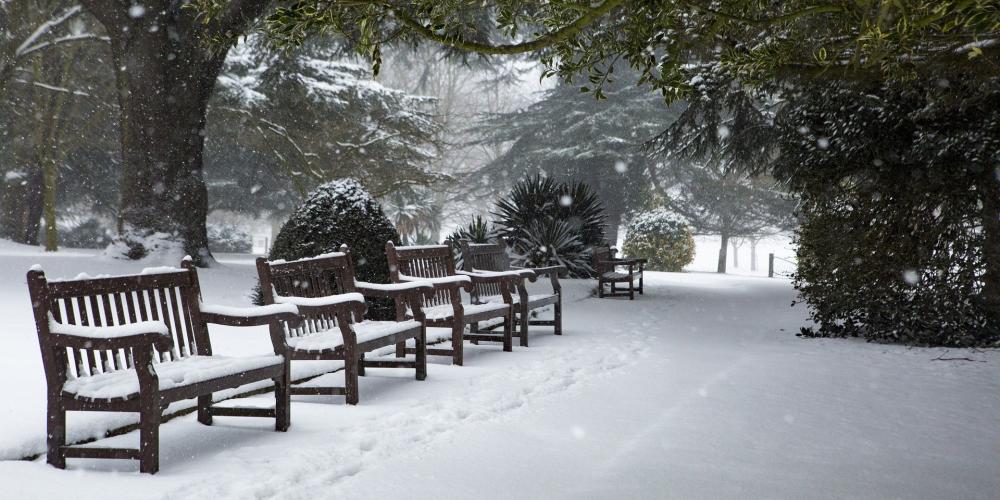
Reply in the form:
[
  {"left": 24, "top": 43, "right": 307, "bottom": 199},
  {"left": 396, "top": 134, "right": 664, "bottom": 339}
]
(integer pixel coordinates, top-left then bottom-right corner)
[
  {"left": 444, "top": 215, "right": 495, "bottom": 268},
  {"left": 494, "top": 176, "right": 606, "bottom": 277}
]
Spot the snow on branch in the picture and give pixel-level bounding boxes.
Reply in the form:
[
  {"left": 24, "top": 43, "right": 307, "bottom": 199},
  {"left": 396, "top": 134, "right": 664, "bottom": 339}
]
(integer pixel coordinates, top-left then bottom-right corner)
[
  {"left": 17, "top": 32, "right": 109, "bottom": 59},
  {"left": 13, "top": 5, "right": 83, "bottom": 57}
]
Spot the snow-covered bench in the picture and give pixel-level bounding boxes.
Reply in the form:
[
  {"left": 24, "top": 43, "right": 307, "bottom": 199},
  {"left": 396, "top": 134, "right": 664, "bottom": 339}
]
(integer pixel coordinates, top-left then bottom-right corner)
[
  {"left": 26, "top": 259, "right": 302, "bottom": 474},
  {"left": 459, "top": 239, "right": 564, "bottom": 346},
  {"left": 256, "top": 246, "right": 434, "bottom": 405},
  {"left": 385, "top": 241, "right": 518, "bottom": 366},
  {"left": 594, "top": 246, "right": 646, "bottom": 299}
]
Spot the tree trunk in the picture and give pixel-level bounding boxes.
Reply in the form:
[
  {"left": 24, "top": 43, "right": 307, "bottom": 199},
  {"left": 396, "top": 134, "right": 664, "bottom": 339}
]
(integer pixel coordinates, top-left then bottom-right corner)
[
  {"left": 717, "top": 232, "right": 729, "bottom": 274},
  {"left": 980, "top": 171, "right": 1000, "bottom": 333},
  {"left": 605, "top": 204, "right": 623, "bottom": 248},
  {"left": 81, "top": 1, "right": 267, "bottom": 265},
  {"left": 731, "top": 238, "right": 740, "bottom": 268},
  {"left": 1, "top": 168, "right": 44, "bottom": 245},
  {"left": 750, "top": 237, "right": 758, "bottom": 272}
]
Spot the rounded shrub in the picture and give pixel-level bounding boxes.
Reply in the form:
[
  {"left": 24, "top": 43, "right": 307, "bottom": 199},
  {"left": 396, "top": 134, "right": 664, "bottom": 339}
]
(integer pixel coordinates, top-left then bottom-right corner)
[
  {"left": 621, "top": 209, "right": 695, "bottom": 272},
  {"left": 267, "top": 179, "right": 400, "bottom": 318}
]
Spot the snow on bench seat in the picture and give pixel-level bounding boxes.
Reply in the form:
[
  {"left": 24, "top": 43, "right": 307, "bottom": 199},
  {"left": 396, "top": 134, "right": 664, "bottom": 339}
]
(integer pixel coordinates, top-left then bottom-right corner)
[
  {"left": 419, "top": 302, "right": 509, "bottom": 321},
  {"left": 286, "top": 320, "right": 421, "bottom": 352},
  {"left": 602, "top": 270, "right": 643, "bottom": 280},
  {"left": 63, "top": 354, "right": 284, "bottom": 401},
  {"left": 482, "top": 294, "right": 556, "bottom": 305}
]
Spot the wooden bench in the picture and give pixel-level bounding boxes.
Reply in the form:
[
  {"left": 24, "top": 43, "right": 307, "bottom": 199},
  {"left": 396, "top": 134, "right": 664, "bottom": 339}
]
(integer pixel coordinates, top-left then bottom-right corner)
[
  {"left": 460, "top": 239, "right": 564, "bottom": 346},
  {"left": 27, "top": 258, "right": 302, "bottom": 474},
  {"left": 256, "top": 245, "right": 433, "bottom": 405},
  {"left": 385, "top": 242, "right": 518, "bottom": 366},
  {"left": 594, "top": 246, "right": 646, "bottom": 300}
]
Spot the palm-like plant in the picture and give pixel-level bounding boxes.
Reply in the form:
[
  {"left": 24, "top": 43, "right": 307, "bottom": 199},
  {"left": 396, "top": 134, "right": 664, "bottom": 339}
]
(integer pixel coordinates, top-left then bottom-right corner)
[
  {"left": 444, "top": 215, "right": 496, "bottom": 268},
  {"left": 384, "top": 187, "right": 442, "bottom": 244},
  {"left": 493, "top": 175, "right": 606, "bottom": 277}
]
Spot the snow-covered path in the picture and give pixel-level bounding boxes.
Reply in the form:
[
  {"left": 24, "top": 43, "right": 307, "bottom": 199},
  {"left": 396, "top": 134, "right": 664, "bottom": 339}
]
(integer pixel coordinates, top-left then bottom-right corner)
[{"left": 1, "top": 261, "right": 998, "bottom": 499}]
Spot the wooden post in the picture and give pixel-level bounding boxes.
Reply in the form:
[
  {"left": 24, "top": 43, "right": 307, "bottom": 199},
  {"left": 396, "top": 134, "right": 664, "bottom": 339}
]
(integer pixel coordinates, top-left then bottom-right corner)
[{"left": 768, "top": 253, "right": 775, "bottom": 278}]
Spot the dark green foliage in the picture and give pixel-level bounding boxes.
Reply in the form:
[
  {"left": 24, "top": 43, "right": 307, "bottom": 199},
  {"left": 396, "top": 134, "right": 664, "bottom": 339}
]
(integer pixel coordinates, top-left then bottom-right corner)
[
  {"left": 444, "top": 215, "right": 494, "bottom": 268},
  {"left": 622, "top": 209, "right": 695, "bottom": 272},
  {"left": 207, "top": 225, "right": 252, "bottom": 254},
  {"left": 266, "top": 179, "right": 400, "bottom": 318},
  {"left": 493, "top": 176, "right": 606, "bottom": 277},
  {"left": 59, "top": 219, "right": 113, "bottom": 249},
  {"left": 777, "top": 76, "right": 1000, "bottom": 347},
  {"left": 472, "top": 75, "right": 679, "bottom": 242}
]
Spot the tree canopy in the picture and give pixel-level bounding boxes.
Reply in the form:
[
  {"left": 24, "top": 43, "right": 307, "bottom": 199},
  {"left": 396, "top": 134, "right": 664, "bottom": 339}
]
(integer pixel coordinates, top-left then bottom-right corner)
[{"left": 200, "top": 1, "right": 1000, "bottom": 100}]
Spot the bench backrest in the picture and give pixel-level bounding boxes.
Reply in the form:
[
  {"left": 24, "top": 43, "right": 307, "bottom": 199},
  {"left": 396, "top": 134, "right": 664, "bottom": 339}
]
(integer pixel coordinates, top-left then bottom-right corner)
[
  {"left": 27, "top": 261, "right": 208, "bottom": 386},
  {"left": 459, "top": 240, "right": 512, "bottom": 301},
  {"left": 385, "top": 242, "right": 456, "bottom": 308},
  {"left": 593, "top": 246, "right": 616, "bottom": 273},
  {"left": 256, "top": 247, "right": 358, "bottom": 336}
]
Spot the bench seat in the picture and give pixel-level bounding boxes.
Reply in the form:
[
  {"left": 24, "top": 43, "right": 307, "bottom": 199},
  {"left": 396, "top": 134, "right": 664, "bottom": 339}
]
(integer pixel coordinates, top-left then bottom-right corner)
[
  {"left": 286, "top": 320, "right": 422, "bottom": 352},
  {"left": 419, "top": 301, "right": 509, "bottom": 322},
  {"left": 601, "top": 270, "right": 644, "bottom": 281},
  {"left": 483, "top": 293, "right": 558, "bottom": 307},
  {"left": 63, "top": 354, "right": 284, "bottom": 401}
]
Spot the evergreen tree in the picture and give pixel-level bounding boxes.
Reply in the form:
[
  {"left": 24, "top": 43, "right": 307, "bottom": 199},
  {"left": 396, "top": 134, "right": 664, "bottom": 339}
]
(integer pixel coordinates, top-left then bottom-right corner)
[
  {"left": 473, "top": 74, "right": 679, "bottom": 244},
  {"left": 650, "top": 67, "right": 796, "bottom": 273},
  {"left": 207, "top": 40, "right": 445, "bottom": 219}
]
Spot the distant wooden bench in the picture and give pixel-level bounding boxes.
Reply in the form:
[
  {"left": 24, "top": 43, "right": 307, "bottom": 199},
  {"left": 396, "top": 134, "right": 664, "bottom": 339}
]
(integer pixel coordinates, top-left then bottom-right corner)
[
  {"left": 256, "top": 245, "right": 433, "bottom": 405},
  {"left": 460, "top": 240, "right": 563, "bottom": 346},
  {"left": 385, "top": 242, "right": 519, "bottom": 366},
  {"left": 594, "top": 246, "right": 646, "bottom": 300},
  {"left": 27, "top": 258, "right": 302, "bottom": 474}
]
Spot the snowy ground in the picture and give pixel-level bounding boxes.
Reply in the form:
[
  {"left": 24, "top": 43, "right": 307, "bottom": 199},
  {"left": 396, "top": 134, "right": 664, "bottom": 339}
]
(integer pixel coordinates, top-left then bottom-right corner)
[{"left": 0, "top": 241, "right": 998, "bottom": 499}]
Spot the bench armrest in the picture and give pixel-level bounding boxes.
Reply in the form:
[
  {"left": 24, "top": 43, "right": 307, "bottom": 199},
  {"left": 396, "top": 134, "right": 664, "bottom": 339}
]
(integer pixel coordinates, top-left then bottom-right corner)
[
  {"left": 47, "top": 317, "right": 173, "bottom": 351},
  {"left": 399, "top": 273, "right": 473, "bottom": 293},
  {"left": 273, "top": 292, "right": 367, "bottom": 317},
  {"left": 200, "top": 303, "right": 302, "bottom": 328},
  {"left": 519, "top": 265, "right": 564, "bottom": 276},
  {"left": 355, "top": 280, "right": 435, "bottom": 299},
  {"left": 456, "top": 269, "right": 527, "bottom": 285}
]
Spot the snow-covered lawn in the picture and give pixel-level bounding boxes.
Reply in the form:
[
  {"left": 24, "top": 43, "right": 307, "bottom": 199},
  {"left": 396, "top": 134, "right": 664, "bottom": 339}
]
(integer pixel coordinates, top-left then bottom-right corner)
[{"left": 0, "top": 243, "right": 998, "bottom": 499}]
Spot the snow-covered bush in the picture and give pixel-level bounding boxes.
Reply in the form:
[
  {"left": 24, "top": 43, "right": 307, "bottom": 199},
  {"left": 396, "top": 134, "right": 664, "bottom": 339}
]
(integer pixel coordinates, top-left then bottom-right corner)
[
  {"left": 58, "top": 218, "right": 113, "bottom": 249},
  {"left": 494, "top": 176, "right": 606, "bottom": 277},
  {"left": 621, "top": 209, "right": 695, "bottom": 272},
  {"left": 266, "top": 179, "right": 400, "bottom": 318},
  {"left": 207, "top": 224, "right": 252, "bottom": 254}
]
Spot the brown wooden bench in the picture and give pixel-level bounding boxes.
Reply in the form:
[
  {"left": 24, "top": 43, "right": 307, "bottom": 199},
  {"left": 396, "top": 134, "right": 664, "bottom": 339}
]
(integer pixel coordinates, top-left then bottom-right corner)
[
  {"left": 460, "top": 239, "right": 563, "bottom": 346},
  {"left": 594, "top": 246, "right": 646, "bottom": 299},
  {"left": 385, "top": 242, "right": 518, "bottom": 366},
  {"left": 256, "top": 245, "right": 433, "bottom": 405},
  {"left": 27, "top": 258, "right": 302, "bottom": 474}
]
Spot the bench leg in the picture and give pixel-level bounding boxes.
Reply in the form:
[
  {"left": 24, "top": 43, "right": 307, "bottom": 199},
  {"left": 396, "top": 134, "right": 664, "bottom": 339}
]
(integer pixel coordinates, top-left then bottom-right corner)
[
  {"left": 46, "top": 396, "right": 66, "bottom": 469},
  {"left": 598, "top": 280, "right": 604, "bottom": 298},
  {"left": 502, "top": 313, "right": 513, "bottom": 352},
  {"left": 139, "top": 402, "right": 160, "bottom": 474},
  {"left": 554, "top": 296, "right": 563, "bottom": 335},
  {"left": 197, "top": 394, "right": 212, "bottom": 426},
  {"left": 451, "top": 321, "right": 464, "bottom": 366},
  {"left": 357, "top": 353, "right": 366, "bottom": 377},
  {"left": 274, "top": 362, "right": 291, "bottom": 431},
  {"left": 519, "top": 304, "right": 530, "bottom": 347},
  {"left": 629, "top": 281, "right": 635, "bottom": 300},
  {"left": 639, "top": 274, "right": 644, "bottom": 295},
  {"left": 415, "top": 327, "right": 427, "bottom": 381},
  {"left": 344, "top": 352, "right": 360, "bottom": 405},
  {"left": 395, "top": 341, "right": 406, "bottom": 358}
]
